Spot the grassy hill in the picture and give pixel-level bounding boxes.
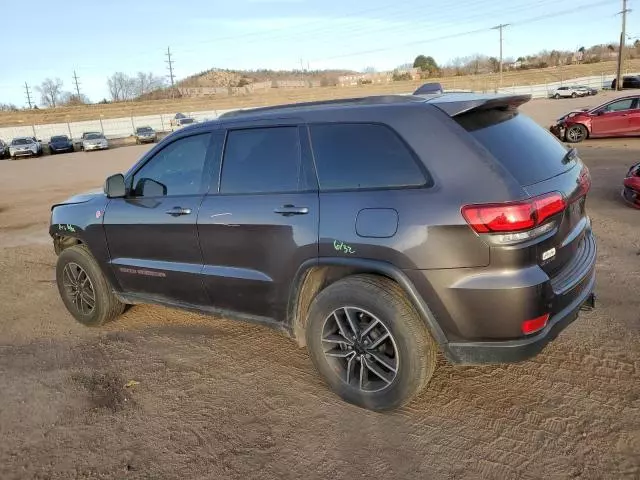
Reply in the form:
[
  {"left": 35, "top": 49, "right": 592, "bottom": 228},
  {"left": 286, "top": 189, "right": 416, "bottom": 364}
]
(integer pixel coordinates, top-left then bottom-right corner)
[{"left": 1, "top": 59, "right": 638, "bottom": 128}]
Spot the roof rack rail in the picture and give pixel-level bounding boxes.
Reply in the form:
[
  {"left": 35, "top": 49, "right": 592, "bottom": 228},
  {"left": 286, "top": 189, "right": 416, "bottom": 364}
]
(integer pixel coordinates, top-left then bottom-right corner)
[{"left": 218, "top": 95, "right": 423, "bottom": 119}]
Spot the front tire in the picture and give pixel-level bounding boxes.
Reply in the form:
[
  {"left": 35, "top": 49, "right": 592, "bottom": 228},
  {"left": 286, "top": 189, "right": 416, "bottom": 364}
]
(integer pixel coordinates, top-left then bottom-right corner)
[
  {"left": 566, "top": 124, "right": 588, "bottom": 143},
  {"left": 305, "top": 275, "right": 437, "bottom": 411},
  {"left": 571, "top": 92, "right": 577, "bottom": 98},
  {"left": 553, "top": 93, "right": 560, "bottom": 99},
  {"left": 56, "top": 245, "right": 125, "bottom": 327}
]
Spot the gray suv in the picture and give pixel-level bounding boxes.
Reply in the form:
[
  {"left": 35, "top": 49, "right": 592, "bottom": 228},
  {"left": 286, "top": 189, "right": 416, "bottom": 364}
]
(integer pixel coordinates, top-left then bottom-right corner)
[{"left": 50, "top": 86, "right": 596, "bottom": 410}]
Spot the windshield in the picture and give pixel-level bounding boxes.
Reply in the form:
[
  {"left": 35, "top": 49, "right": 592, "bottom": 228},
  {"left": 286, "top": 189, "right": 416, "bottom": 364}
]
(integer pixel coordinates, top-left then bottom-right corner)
[
  {"left": 11, "top": 138, "right": 32, "bottom": 146},
  {"left": 180, "top": 118, "right": 194, "bottom": 124},
  {"left": 85, "top": 133, "right": 103, "bottom": 140},
  {"left": 51, "top": 136, "right": 68, "bottom": 142},
  {"left": 137, "top": 127, "right": 153, "bottom": 133}
]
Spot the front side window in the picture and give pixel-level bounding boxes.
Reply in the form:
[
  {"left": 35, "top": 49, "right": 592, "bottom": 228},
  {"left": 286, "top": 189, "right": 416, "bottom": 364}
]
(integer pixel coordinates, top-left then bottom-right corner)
[
  {"left": 604, "top": 98, "right": 636, "bottom": 112},
  {"left": 309, "top": 123, "right": 427, "bottom": 191},
  {"left": 220, "top": 127, "right": 302, "bottom": 194},
  {"left": 132, "top": 133, "right": 211, "bottom": 197}
]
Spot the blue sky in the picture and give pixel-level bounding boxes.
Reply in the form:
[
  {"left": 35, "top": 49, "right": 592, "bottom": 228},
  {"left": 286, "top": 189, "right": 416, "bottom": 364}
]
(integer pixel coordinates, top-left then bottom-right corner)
[{"left": 0, "top": 0, "right": 634, "bottom": 106}]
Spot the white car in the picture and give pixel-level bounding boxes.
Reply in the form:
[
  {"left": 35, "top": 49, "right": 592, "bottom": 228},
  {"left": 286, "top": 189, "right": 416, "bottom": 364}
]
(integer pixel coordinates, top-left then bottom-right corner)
[
  {"left": 9, "top": 137, "right": 41, "bottom": 159},
  {"left": 81, "top": 132, "right": 109, "bottom": 151},
  {"left": 550, "top": 86, "right": 587, "bottom": 99}
]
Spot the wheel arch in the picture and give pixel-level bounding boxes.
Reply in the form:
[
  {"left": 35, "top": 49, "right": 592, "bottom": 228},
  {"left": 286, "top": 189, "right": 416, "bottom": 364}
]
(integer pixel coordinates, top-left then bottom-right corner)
[{"left": 288, "top": 257, "right": 448, "bottom": 348}]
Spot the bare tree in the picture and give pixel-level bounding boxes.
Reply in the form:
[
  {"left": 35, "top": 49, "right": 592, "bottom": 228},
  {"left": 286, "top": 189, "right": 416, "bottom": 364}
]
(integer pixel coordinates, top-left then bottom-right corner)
[
  {"left": 35, "top": 78, "right": 63, "bottom": 108},
  {"left": 0, "top": 103, "right": 19, "bottom": 111},
  {"left": 60, "top": 92, "right": 90, "bottom": 106},
  {"left": 107, "top": 72, "right": 138, "bottom": 101},
  {"left": 134, "top": 72, "right": 166, "bottom": 97}
]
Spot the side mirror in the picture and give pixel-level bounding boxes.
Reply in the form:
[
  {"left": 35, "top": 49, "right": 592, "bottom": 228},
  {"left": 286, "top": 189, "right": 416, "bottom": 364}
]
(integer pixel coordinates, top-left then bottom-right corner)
[
  {"left": 104, "top": 174, "right": 126, "bottom": 198},
  {"left": 138, "top": 178, "right": 167, "bottom": 197}
]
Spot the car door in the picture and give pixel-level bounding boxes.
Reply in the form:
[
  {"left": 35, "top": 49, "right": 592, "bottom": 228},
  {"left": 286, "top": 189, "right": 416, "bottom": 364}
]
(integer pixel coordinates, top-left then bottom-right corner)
[
  {"left": 197, "top": 124, "right": 319, "bottom": 322},
  {"left": 590, "top": 98, "right": 637, "bottom": 136},
  {"left": 103, "top": 130, "right": 219, "bottom": 305},
  {"left": 627, "top": 97, "right": 640, "bottom": 134}
]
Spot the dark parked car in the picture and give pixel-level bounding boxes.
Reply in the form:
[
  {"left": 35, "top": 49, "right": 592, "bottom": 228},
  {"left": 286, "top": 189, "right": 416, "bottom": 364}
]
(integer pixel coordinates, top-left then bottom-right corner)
[
  {"left": 0, "top": 139, "right": 8, "bottom": 159},
  {"left": 48, "top": 135, "right": 74, "bottom": 154},
  {"left": 550, "top": 95, "right": 640, "bottom": 142},
  {"left": 49, "top": 88, "right": 596, "bottom": 410},
  {"left": 611, "top": 75, "right": 640, "bottom": 89},
  {"left": 134, "top": 126, "right": 157, "bottom": 144}
]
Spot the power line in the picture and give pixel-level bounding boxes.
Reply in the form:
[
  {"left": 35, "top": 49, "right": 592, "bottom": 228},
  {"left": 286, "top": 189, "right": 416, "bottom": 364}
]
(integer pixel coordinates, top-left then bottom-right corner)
[
  {"left": 72, "top": 70, "right": 81, "bottom": 97},
  {"left": 310, "top": 0, "right": 616, "bottom": 63},
  {"left": 166, "top": 46, "right": 176, "bottom": 98},
  {"left": 24, "top": 82, "right": 33, "bottom": 109}
]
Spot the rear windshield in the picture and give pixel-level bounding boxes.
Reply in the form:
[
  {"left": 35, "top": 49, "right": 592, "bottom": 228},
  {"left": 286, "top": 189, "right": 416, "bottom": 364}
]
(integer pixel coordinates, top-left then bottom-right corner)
[{"left": 456, "top": 110, "right": 571, "bottom": 186}]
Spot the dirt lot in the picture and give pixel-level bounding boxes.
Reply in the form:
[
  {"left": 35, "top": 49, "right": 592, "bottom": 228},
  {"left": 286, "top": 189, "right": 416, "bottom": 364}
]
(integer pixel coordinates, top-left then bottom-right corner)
[{"left": 0, "top": 97, "right": 638, "bottom": 479}]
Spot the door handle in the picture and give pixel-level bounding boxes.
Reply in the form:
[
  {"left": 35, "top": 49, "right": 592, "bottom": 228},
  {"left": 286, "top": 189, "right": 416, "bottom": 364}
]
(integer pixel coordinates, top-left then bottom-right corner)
[
  {"left": 165, "top": 206, "right": 192, "bottom": 217},
  {"left": 274, "top": 205, "right": 309, "bottom": 216}
]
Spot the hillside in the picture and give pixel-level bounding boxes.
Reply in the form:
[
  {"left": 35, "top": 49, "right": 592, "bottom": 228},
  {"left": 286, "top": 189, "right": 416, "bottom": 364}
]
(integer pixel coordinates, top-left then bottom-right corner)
[
  {"left": 178, "top": 68, "right": 358, "bottom": 88},
  {"left": 1, "top": 59, "right": 638, "bottom": 128}
]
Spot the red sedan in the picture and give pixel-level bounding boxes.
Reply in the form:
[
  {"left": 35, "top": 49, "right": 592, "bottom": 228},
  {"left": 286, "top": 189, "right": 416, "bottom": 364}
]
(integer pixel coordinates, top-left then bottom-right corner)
[
  {"left": 623, "top": 162, "right": 640, "bottom": 209},
  {"left": 550, "top": 95, "right": 640, "bottom": 143}
]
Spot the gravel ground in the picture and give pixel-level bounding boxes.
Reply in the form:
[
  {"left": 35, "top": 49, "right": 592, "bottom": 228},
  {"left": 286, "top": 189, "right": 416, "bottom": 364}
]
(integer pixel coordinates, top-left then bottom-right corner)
[{"left": 0, "top": 97, "right": 638, "bottom": 479}]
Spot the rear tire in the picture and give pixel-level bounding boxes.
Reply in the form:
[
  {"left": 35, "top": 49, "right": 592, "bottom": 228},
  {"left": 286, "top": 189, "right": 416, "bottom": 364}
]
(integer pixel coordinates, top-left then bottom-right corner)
[
  {"left": 305, "top": 274, "right": 437, "bottom": 411},
  {"left": 56, "top": 245, "right": 125, "bottom": 327},
  {"left": 553, "top": 93, "right": 560, "bottom": 99},
  {"left": 566, "top": 124, "right": 588, "bottom": 143}
]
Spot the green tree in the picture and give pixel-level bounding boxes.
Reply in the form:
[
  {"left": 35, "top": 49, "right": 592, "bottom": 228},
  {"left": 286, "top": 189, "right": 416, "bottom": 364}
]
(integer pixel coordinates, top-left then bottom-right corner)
[{"left": 413, "top": 55, "right": 439, "bottom": 76}]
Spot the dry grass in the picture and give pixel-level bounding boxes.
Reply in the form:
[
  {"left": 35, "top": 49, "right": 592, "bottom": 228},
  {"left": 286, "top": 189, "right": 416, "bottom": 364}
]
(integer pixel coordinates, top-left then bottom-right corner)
[{"left": 2, "top": 59, "right": 639, "bottom": 128}]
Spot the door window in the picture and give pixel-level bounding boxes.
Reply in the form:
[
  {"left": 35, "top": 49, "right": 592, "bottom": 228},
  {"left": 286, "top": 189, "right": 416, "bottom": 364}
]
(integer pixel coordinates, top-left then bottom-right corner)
[
  {"left": 132, "top": 133, "right": 211, "bottom": 197},
  {"left": 220, "top": 127, "right": 302, "bottom": 194}
]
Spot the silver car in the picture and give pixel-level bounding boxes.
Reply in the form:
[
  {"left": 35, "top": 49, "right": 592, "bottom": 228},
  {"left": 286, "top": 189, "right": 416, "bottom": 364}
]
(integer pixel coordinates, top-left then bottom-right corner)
[
  {"left": 9, "top": 137, "right": 40, "bottom": 159},
  {"left": 81, "top": 132, "right": 109, "bottom": 151}
]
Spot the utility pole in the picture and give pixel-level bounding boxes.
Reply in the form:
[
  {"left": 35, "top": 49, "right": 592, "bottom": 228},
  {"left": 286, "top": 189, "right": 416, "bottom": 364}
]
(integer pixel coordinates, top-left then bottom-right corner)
[
  {"left": 72, "top": 70, "right": 81, "bottom": 97},
  {"left": 492, "top": 24, "right": 509, "bottom": 89},
  {"left": 166, "top": 47, "right": 175, "bottom": 98},
  {"left": 24, "top": 82, "right": 33, "bottom": 109},
  {"left": 615, "top": 0, "right": 630, "bottom": 90}
]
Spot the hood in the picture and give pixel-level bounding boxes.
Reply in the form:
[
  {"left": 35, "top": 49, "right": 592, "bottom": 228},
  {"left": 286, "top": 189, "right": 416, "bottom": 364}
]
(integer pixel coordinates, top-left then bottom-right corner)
[
  {"left": 558, "top": 108, "right": 590, "bottom": 121},
  {"left": 52, "top": 188, "right": 104, "bottom": 209},
  {"left": 83, "top": 138, "right": 106, "bottom": 143}
]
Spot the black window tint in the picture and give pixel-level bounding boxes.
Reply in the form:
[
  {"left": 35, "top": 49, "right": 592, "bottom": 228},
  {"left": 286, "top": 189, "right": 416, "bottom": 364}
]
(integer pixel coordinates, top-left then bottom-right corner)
[
  {"left": 456, "top": 110, "right": 570, "bottom": 186},
  {"left": 133, "top": 133, "right": 211, "bottom": 196},
  {"left": 310, "top": 123, "right": 426, "bottom": 191},
  {"left": 220, "top": 127, "right": 301, "bottom": 194}
]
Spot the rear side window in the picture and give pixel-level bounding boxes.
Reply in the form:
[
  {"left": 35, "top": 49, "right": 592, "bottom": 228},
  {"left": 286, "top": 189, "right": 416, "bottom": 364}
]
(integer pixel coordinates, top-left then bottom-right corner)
[
  {"left": 456, "top": 110, "right": 571, "bottom": 186},
  {"left": 220, "top": 127, "right": 302, "bottom": 194},
  {"left": 309, "top": 123, "right": 427, "bottom": 191}
]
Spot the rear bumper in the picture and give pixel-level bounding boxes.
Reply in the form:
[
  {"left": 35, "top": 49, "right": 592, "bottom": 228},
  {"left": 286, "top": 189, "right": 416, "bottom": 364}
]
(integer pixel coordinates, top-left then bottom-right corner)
[{"left": 443, "top": 267, "right": 596, "bottom": 364}]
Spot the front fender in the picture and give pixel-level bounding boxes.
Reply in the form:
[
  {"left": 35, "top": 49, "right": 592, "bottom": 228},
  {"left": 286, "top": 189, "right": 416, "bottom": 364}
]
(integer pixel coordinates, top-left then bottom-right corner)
[{"left": 50, "top": 197, "right": 121, "bottom": 291}]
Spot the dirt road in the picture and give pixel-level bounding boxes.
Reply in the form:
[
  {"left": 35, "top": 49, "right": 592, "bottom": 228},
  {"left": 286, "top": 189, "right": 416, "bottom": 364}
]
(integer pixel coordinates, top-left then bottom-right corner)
[{"left": 0, "top": 101, "right": 639, "bottom": 479}]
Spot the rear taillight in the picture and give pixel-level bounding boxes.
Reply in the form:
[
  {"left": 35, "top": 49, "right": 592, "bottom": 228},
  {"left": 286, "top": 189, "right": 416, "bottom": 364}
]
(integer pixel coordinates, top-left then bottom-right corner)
[
  {"left": 521, "top": 313, "right": 549, "bottom": 335},
  {"left": 571, "top": 165, "right": 591, "bottom": 202},
  {"left": 462, "top": 192, "right": 566, "bottom": 235}
]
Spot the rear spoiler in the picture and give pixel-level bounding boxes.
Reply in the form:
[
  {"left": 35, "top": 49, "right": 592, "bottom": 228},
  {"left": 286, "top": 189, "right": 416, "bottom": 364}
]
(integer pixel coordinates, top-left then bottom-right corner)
[
  {"left": 425, "top": 93, "right": 532, "bottom": 117},
  {"left": 413, "top": 82, "right": 443, "bottom": 95}
]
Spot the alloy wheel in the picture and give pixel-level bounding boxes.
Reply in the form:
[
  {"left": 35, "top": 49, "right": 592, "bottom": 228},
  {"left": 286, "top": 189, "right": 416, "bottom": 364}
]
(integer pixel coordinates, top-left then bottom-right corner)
[
  {"left": 62, "top": 262, "right": 96, "bottom": 315},
  {"left": 321, "top": 307, "right": 399, "bottom": 393},
  {"left": 567, "top": 126, "right": 586, "bottom": 142}
]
